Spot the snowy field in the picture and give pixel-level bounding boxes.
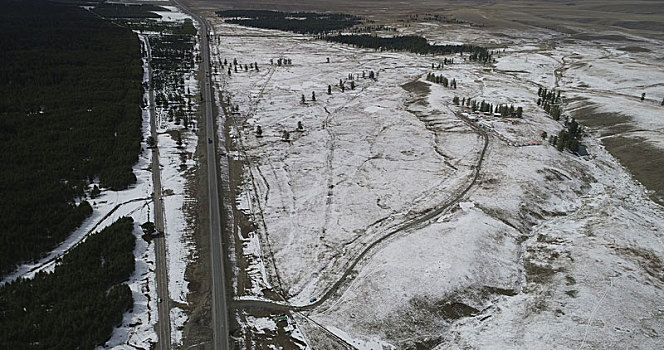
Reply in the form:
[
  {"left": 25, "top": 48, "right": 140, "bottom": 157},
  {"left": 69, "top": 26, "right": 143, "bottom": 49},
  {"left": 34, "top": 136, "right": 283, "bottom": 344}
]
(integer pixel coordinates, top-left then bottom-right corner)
[{"left": 209, "top": 13, "right": 664, "bottom": 349}]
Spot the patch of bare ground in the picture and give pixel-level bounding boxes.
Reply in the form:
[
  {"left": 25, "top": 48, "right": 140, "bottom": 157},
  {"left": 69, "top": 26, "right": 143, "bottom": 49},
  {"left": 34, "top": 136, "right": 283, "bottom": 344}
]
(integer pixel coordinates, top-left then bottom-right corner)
[
  {"left": 617, "top": 46, "right": 652, "bottom": 53},
  {"left": 233, "top": 307, "right": 309, "bottom": 349},
  {"left": 612, "top": 245, "right": 664, "bottom": 284},
  {"left": 571, "top": 106, "right": 664, "bottom": 206},
  {"left": 181, "top": 69, "right": 213, "bottom": 349}
]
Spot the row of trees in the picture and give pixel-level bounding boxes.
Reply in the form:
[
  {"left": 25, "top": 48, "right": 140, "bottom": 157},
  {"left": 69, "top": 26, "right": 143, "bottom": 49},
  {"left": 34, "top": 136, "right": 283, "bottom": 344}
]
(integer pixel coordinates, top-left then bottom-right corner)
[
  {"left": 453, "top": 96, "right": 523, "bottom": 118},
  {"left": 0, "top": 217, "right": 136, "bottom": 349},
  {"left": 431, "top": 58, "right": 454, "bottom": 69},
  {"left": 426, "top": 73, "right": 457, "bottom": 88},
  {"left": 537, "top": 86, "right": 563, "bottom": 120},
  {"left": 0, "top": 0, "right": 143, "bottom": 275},
  {"left": 324, "top": 34, "right": 491, "bottom": 61},
  {"left": 216, "top": 10, "right": 361, "bottom": 34}
]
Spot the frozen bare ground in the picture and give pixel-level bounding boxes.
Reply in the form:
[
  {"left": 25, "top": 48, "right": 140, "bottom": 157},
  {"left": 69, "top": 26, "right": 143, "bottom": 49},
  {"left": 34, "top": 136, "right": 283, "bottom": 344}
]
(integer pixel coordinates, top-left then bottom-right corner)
[{"left": 208, "top": 15, "right": 664, "bottom": 349}]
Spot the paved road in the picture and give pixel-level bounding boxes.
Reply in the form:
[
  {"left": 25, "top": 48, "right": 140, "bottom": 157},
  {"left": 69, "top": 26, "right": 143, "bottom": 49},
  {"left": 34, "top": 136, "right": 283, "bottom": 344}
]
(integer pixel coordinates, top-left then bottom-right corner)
[
  {"left": 170, "top": 1, "right": 231, "bottom": 348},
  {"left": 144, "top": 35, "right": 172, "bottom": 350}
]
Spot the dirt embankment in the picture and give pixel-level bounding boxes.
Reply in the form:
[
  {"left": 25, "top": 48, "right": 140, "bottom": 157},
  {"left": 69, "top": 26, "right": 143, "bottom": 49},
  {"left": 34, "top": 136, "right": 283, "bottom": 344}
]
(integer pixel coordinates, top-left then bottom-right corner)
[{"left": 571, "top": 106, "right": 664, "bottom": 206}]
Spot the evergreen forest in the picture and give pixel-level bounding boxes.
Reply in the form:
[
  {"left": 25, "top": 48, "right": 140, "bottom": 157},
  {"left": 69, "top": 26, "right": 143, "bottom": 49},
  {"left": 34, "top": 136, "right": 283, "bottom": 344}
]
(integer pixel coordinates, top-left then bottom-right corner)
[
  {"left": 0, "top": 0, "right": 143, "bottom": 275},
  {"left": 216, "top": 10, "right": 361, "bottom": 34},
  {"left": 325, "top": 34, "right": 492, "bottom": 61},
  {"left": 0, "top": 217, "right": 136, "bottom": 349}
]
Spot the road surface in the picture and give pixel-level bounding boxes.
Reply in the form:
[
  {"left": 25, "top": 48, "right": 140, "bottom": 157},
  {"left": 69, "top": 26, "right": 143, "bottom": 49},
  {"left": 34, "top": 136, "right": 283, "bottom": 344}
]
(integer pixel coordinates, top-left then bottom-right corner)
[
  {"left": 143, "top": 35, "right": 172, "bottom": 350},
  {"left": 170, "top": 1, "right": 231, "bottom": 348}
]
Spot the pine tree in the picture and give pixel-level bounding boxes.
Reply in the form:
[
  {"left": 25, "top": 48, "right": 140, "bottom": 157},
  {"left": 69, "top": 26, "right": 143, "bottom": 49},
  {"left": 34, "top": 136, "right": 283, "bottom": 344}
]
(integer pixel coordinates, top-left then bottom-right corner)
[
  {"left": 328, "top": 85, "right": 332, "bottom": 95},
  {"left": 312, "top": 91, "right": 316, "bottom": 101},
  {"left": 301, "top": 94, "right": 306, "bottom": 104}
]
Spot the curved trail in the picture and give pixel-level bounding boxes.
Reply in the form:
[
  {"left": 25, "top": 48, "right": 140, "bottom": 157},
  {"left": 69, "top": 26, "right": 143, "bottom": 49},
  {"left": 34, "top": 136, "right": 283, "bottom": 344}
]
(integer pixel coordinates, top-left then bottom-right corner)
[{"left": 234, "top": 108, "right": 490, "bottom": 313}]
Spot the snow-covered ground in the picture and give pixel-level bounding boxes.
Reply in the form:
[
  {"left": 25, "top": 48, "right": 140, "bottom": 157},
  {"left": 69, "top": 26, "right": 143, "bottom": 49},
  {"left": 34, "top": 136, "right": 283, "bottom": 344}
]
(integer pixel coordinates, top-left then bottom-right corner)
[{"left": 209, "top": 14, "right": 664, "bottom": 349}]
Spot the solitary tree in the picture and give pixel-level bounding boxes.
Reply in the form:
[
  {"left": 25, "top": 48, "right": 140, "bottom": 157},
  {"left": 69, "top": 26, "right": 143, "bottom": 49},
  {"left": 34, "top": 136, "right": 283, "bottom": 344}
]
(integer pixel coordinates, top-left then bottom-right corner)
[
  {"left": 256, "top": 125, "right": 263, "bottom": 137},
  {"left": 326, "top": 57, "right": 330, "bottom": 63},
  {"left": 141, "top": 221, "right": 156, "bottom": 235},
  {"left": 312, "top": 91, "right": 316, "bottom": 101},
  {"left": 297, "top": 121, "right": 303, "bottom": 130},
  {"left": 328, "top": 85, "right": 332, "bottom": 95}
]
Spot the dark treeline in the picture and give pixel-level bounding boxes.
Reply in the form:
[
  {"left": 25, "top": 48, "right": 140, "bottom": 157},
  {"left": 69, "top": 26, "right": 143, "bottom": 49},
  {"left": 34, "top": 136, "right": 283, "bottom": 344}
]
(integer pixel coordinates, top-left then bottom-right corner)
[
  {"left": 0, "top": 0, "right": 143, "bottom": 275},
  {"left": 0, "top": 217, "right": 136, "bottom": 349},
  {"left": 324, "top": 34, "right": 492, "bottom": 62},
  {"left": 92, "top": 3, "right": 166, "bottom": 18},
  {"left": 216, "top": 9, "right": 361, "bottom": 34}
]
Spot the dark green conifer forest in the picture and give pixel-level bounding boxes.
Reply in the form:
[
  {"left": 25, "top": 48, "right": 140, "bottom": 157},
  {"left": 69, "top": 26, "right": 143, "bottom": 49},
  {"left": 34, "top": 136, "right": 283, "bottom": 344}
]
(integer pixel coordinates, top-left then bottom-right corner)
[
  {"left": 0, "top": 0, "right": 143, "bottom": 275},
  {"left": 0, "top": 217, "right": 136, "bottom": 349}
]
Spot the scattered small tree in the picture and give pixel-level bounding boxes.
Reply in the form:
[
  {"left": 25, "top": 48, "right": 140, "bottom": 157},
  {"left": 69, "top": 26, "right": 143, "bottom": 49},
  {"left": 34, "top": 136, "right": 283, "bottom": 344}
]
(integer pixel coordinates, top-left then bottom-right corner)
[
  {"left": 326, "top": 57, "right": 330, "bottom": 63},
  {"left": 90, "top": 185, "right": 101, "bottom": 199},
  {"left": 141, "top": 221, "right": 156, "bottom": 235},
  {"left": 541, "top": 131, "right": 548, "bottom": 140},
  {"left": 350, "top": 81, "right": 355, "bottom": 90},
  {"left": 312, "top": 91, "right": 316, "bottom": 101},
  {"left": 282, "top": 130, "right": 290, "bottom": 142},
  {"left": 297, "top": 121, "right": 303, "bottom": 131},
  {"left": 301, "top": 94, "right": 306, "bottom": 104},
  {"left": 255, "top": 125, "right": 263, "bottom": 137},
  {"left": 641, "top": 92, "right": 646, "bottom": 101},
  {"left": 327, "top": 85, "right": 332, "bottom": 95}
]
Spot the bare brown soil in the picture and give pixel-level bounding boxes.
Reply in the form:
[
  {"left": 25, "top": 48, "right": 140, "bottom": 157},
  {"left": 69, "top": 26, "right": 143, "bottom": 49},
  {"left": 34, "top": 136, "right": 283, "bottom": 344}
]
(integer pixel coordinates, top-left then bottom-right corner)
[
  {"left": 180, "top": 61, "right": 213, "bottom": 350},
  {"left": 571, "top": 106, "right": 664, "bottom": 206}
]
